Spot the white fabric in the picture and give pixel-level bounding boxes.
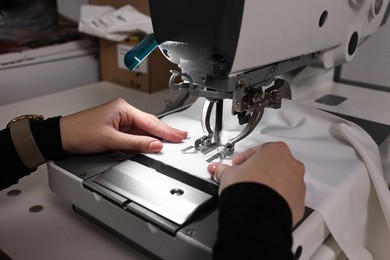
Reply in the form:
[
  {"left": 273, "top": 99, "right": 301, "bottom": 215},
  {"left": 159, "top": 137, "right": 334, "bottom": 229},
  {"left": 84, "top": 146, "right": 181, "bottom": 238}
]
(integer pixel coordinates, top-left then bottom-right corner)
[{"left": 147, "top": 98, "right": 390, "bottom": 259}]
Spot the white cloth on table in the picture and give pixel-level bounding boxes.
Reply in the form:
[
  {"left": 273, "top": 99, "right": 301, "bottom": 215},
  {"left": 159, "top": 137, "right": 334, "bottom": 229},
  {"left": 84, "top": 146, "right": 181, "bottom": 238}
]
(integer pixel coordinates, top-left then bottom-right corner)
[{"left": 147, "top": 98, "right": 390, "bottom": 259}]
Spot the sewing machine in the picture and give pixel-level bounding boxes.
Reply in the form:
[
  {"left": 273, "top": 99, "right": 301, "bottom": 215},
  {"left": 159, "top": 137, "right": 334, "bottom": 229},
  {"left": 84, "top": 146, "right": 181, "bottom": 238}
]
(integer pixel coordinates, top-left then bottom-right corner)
[{"left": 48, "top": 1, "right": 390, "bottom": 259}]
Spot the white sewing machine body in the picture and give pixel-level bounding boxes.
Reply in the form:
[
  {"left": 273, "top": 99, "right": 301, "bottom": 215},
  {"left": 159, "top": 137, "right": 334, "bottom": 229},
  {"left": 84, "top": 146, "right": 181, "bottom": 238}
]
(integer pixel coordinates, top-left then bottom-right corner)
[{"left": 48, "top": 0, "right": 390, "bottom": 259}]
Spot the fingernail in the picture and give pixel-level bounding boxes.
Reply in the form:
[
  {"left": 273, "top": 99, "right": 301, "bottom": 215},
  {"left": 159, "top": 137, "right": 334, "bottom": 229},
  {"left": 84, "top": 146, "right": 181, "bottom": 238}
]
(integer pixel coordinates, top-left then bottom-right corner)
[
  {"left": 209, "top": 164, "right": 217, "bottom": 173},
  {"left": 179, "top": 130, "right": 188, "bottom": 138},
  {"left": 207, "top": 163, "right": 217, "bottom": 175},
  {"left": 149, "top": 140, "right": 163, "bottom": 152}
]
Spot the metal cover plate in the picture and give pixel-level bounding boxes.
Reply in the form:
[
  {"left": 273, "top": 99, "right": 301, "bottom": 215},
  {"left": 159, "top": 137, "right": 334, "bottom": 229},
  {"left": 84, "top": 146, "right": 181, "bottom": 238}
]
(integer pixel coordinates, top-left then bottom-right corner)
[{"left": 93, "top": 160, "right": 213, "bottom": 225}]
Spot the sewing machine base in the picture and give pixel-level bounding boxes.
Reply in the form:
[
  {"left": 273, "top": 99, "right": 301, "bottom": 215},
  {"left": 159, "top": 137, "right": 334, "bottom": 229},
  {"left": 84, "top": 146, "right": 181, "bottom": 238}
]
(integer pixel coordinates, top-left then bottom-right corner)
[
  {"left": 48, "top": 152, "right": 320, "bottom": 260},
  {"left": 48, "top": 152, "right": 220, "bottom": 260}
]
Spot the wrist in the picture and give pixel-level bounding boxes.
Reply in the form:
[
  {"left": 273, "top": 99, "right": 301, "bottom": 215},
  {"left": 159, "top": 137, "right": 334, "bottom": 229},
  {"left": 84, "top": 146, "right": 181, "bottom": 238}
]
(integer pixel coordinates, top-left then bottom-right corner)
[
  {"left": 30, "top": 116, "right": 70, "bottom": 161},
  {"left": 59, "top": 115, "right": 79, "bottom": 154},
  {"left": 7, "top": 115, "right": 70, "bottom": 168},
  {"left": 7, "top": 115, "right": 46, "bottom": 169}
]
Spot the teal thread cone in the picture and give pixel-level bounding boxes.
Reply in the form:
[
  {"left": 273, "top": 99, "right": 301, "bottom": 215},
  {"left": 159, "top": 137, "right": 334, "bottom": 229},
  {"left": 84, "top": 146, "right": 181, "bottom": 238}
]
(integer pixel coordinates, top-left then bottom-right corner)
[{"left": 124, "top": 33, "right": 158, "bottom": 70}]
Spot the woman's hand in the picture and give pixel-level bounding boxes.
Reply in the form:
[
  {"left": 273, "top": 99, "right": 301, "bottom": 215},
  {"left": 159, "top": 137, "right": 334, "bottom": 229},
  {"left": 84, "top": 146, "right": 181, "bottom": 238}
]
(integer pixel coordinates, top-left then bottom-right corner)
[
  {"left": 208, "top": 142, "right": 306, "bottom": 226},
  {"left": 60, "top": 98, "right": 187, "bottom": 154}
]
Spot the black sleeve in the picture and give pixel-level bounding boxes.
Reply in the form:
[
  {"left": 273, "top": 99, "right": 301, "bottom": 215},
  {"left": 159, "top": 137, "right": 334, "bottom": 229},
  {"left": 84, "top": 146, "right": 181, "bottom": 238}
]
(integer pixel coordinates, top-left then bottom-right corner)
[
  {"left": 0, "top": 116, "right": 69, "bottom": 190},
  {"left": 213, "top": 182, "right": 293, "bottom": 260}
]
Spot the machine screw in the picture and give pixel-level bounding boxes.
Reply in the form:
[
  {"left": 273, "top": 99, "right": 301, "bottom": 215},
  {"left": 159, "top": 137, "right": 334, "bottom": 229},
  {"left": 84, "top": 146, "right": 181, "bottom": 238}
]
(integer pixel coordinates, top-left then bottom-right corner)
[
  {"left": 170, "top": 188, "right": 184, "bottom": 196},
  {"left": 237, "top": 79, "right": 247, "bottom": 89},
  {"left": 7, "top": 189, "right": 21, "bottom": 197},
  {"left": 163, "top": 49, "right": 171, "bottom": 58},
  {"left": 29, "top": 205, "right": 44, "bottom": 213},
  {"left": 186, "top": 229, "right": 196, "bottom": 236}
]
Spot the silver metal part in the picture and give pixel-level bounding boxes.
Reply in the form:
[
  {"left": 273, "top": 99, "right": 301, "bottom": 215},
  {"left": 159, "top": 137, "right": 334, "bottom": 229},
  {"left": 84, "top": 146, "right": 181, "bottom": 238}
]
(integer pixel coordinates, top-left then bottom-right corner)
[
  {"left": 206, "top": 143, "right": 235, "bottom": 163},
  {"left": 182, "top": 99, "right": 223, "bottom": 154},
  {"left": 168, "top": 52, "right": 317, "bottom": 99},
  {"left": 169, "top": 70, "right": 194, "bottom": 92},
  {"left": 170, "top": 51, "right": 298, "bottom": 161},
  {"left": 93, "top": 160, "right": 212, "bottom": 225},
  {"left": 183, "top": 79, "right": 292, "bottom": 161},
  {"left": 201, "top": 99, "right": 214, "bottom": 135}
]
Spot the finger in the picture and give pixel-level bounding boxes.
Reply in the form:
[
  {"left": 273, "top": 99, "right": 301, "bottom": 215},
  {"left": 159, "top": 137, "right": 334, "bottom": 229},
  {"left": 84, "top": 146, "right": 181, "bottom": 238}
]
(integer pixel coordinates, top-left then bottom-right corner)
[
  {"left": 207, "top": 163, "right": 229, "bottom": 183},
  {"left": 130, "top": 111, "right": 188, "bottom": 142},
  {"left": 124, "top": 125, "right": 187, "bottom": 142},
  {"left": 112, "top": 132, "right": 163, "bottom": 153},
  {"left": 207, "top": 162, "right": 228, "bottom": 174},
  {"left": 232, "top": 146, "right": 258, "bottom": 165}
]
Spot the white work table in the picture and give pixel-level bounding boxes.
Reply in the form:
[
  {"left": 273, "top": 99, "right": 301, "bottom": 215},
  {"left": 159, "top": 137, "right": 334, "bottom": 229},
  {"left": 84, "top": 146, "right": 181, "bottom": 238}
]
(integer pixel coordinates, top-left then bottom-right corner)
[{"left": 0, "top": 81, "right": 192, "bottom": 260}]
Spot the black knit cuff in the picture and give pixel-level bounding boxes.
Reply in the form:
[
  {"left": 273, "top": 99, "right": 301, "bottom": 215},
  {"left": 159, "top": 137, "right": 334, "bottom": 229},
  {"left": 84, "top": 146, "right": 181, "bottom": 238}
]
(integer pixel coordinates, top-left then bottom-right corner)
[
  {"left": 219, "top": 182, "right": 293, "bottom": 231},
  {"left": 0, "top": 117, "right": 70, "bottom": 190},
  {"left": 214, "top": 183, "right": 294, "bottom": 259},
  {"left": 0, "top": 127, "right": 34, "bottom": 189},
  {"left": 30, "top": 116, "right": 70, "bottom": 161}
]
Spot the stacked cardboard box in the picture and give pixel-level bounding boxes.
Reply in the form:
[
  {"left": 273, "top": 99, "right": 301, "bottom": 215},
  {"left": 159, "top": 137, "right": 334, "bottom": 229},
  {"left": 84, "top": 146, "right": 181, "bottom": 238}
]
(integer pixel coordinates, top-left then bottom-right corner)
[{"left": 91, "top": 0, "right": 179, "bottom": 92}]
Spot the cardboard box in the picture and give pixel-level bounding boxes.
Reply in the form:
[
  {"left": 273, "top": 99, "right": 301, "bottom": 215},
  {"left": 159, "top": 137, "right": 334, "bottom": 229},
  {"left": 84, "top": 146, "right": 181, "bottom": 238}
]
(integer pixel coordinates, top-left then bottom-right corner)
[
  {"left": 99, "top": 38, "right": 178, "bottom": 93},
  {"left": 91, "top": 0, "right": 178, "bottom": 92}
]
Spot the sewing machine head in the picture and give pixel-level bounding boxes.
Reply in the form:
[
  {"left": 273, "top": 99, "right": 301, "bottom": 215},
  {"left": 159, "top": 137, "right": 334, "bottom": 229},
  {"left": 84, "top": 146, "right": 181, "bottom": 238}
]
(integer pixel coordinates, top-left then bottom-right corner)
[{"left": 126, "top": 0, "right": 389, "bottom": 160}]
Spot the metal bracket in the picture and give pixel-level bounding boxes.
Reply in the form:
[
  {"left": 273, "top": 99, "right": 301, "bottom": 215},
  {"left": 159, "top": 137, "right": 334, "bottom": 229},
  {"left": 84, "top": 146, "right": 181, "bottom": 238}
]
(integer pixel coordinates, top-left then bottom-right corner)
[{"left": 183, "top": 79, "right": 291, "bottom": 162}]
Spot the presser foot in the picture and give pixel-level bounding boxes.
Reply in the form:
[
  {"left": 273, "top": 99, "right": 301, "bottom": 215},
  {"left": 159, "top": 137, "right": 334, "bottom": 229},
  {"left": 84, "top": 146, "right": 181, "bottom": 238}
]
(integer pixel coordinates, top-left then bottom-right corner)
[
  {"left": 181, "top": 135, "right": 218, "bottom": 155},
  {"left": 182, "top": 79, "right": 291, "bottom": 161},
  {"left": 205, "top": 143, "right": 235, "bottom": 162},
  {"left": 181, "top": 139, "right": 235, "bottom": 162}
]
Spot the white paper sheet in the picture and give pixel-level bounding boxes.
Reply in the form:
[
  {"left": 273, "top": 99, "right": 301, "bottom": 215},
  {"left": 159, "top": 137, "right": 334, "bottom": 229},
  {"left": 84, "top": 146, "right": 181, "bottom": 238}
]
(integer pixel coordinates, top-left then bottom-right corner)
[
  {"left": 146, "top": 98, "right": 390, "bottom": 259},
  {"left": 78, "top": 5, "right": 153, "bottom": 42}
]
